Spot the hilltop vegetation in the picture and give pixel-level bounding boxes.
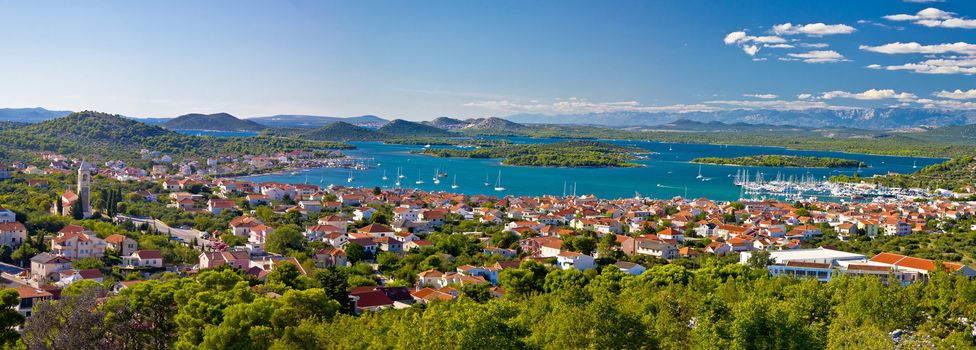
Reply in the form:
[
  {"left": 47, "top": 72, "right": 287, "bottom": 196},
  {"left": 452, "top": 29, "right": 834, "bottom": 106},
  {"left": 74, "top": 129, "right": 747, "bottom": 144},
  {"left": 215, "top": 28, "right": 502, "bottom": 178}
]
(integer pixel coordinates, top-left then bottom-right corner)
[
  {"left": 419, "top": 140, "right": 645, "bottom": 167},
  {"left": 263, "top": 122, "right": 386, "bottom": 141},
  {"left": 162, "top": 113, "right": 267, "bottom": 131},
  {"left": 832, "top": 155, "right": 976, "bottom": 191},
  {"left": 0, "top": 111, "right": 352, "bottom": 163},
  {"left": 693, "top": 155, "right": 867, "bottom": 168}
]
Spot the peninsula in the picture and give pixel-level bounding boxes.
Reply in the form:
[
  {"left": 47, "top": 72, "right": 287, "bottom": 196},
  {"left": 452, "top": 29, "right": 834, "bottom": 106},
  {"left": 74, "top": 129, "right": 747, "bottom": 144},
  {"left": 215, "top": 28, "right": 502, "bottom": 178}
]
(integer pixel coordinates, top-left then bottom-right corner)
[{"left": 692, "top": 155, "right": 867, "bottom": 168}]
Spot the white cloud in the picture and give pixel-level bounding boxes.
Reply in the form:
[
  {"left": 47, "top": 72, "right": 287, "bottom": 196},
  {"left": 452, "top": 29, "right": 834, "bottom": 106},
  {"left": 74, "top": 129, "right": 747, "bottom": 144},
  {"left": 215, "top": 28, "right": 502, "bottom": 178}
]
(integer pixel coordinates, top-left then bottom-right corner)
[
  {"left": 820, "top": 89, "right": 918, "bottom": 100},
  {"left": 724, "top": 31, "right": 787, "bottom": 57},
  {"left": 765, "top": 44, "right": 795, "bottom": 49},
  {"left": 742, "top": 45, "right": 759, "bottom": 56},
  {"left": 869, "top": 57, "right": 976, "bottom": 75},
  {"left": 743, "top": 93, "right": 778, "bottom": 99},
  {"left": 703, "top": 99, "right": 850, "bottom": 110},
  {"left": 933, "top": 89, "right": 976, "bottom": 99},
  {"left": 859, "top": 42, "right": 976, "bottom": 55},
  {"left": 883, "top": 8, "right": 976, "bottom": 29},
  {"left": 723, "top": 31, "right": 748, "bottom": 45},
  {"left": 772, "top": 23, "right": 857, "bottom": 36},
  {"left": 904, "top": 0, "right": 943, "bottom": 3},
  {"left": 800, "top": 43, "right": 830, "bottom": 48},
  {"left": 723, "top": 31, "right": 786, "bottom": 45},
  {"left": 787, "top": 50, "right": 849, "bottom": 63},
  {"left": 797, "top": 93, "right": 814, "bottom": 100},
  {"left": 914, "top": 98, "right": 976, "bottom": 109}
]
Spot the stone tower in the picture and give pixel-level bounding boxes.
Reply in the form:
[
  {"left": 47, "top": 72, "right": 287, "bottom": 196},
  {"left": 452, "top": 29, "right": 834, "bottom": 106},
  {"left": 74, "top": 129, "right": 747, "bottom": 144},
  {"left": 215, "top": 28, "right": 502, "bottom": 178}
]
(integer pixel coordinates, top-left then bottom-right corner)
[{"left": 77, "top": 160, "right": 93, "bottom": 218}]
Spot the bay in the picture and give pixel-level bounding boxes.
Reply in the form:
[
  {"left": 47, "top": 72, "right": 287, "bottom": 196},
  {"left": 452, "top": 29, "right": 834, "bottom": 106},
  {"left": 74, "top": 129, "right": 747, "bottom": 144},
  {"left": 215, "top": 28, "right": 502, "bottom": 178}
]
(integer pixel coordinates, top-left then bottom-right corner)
[{"left": 240, "top": 137, "right": 946, "bottom": 201}]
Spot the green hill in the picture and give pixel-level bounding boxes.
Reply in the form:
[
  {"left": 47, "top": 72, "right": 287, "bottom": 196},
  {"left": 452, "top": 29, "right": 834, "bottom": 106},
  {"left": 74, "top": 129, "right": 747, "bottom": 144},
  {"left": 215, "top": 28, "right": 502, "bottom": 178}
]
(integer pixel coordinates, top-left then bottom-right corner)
[
  {"left": 906, "top": 124, "right": 976, "bottom": 144},
  {"left": 163, "top": 113, "right": 267, "bottom": 131},
  {"left": 296, "top": 122, "right": 385, "bottom": 141},
  {"left": 0, "top": 111, "right": 352, "bottom": 163},
  {"left": 377, "top": 119, "right": 452, "bottom": 137}
]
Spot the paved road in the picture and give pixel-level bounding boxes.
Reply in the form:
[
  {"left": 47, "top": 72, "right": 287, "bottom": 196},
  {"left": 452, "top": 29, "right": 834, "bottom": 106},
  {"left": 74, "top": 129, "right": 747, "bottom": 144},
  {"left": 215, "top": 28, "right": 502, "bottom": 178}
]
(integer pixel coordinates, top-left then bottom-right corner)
[{"left": 116, "top": 215, "right": 213, "bottom": 248}]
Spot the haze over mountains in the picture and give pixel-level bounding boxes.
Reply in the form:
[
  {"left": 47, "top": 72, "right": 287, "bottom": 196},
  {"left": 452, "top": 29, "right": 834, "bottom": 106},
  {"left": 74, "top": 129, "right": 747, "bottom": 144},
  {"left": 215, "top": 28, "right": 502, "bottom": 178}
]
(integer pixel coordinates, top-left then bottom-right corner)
[
  {"left": 506, "top": 108, "right": 976, "bottom": 130},
  {"left": 3, "top": 107, "right": 976, "bottom": 131}
]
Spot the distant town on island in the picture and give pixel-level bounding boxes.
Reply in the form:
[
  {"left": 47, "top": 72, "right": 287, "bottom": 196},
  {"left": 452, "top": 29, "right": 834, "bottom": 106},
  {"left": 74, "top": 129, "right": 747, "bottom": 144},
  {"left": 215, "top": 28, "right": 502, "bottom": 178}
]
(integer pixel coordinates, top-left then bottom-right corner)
[{"left": 3, "top": 1, "right": 976, "bottom": 349}]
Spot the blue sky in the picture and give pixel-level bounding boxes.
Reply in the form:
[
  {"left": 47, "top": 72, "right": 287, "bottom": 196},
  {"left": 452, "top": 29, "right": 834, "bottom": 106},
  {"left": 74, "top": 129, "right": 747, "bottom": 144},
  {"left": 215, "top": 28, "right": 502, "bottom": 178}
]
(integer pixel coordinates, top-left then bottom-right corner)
[{"left": 0, "top": 0, "right": 974, "bottom": 120}]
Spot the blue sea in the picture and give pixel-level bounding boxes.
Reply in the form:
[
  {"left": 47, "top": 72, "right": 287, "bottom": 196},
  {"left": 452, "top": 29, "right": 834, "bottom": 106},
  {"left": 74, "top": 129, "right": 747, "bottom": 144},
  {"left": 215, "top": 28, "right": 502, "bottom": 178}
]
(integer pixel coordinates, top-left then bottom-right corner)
[
  {"left": 175, "top": 130, "right": 259, "bottom": 137},
  {"left": 240, "top": 137, "right": 945, "bottom": 201}
]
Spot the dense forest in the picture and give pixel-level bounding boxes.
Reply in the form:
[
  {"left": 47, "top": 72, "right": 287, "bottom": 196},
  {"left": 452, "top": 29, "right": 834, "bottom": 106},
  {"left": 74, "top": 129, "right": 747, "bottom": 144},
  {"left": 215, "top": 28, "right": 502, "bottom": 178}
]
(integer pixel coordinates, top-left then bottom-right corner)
[
  {"left": 418, "top": 141, "right": 645, "bottom": 167},
  {"left": 692, "top": 155, "right": 867, "bottom": 168}
]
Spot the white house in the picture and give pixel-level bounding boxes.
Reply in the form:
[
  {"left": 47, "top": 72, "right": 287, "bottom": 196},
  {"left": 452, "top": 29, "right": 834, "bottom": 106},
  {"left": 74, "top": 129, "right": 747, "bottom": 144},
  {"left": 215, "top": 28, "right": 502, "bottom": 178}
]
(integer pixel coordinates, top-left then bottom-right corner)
[
  {"left": 556, "top": 251, "right": 595, "bottom": 271},
  {"left": 122, "top": 250, "right": 164, "bottom": 268}
]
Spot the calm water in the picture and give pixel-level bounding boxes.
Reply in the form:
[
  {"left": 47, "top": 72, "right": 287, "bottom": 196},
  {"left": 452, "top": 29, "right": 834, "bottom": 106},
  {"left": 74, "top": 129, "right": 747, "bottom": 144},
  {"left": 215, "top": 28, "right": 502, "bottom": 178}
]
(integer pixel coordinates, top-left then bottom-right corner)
[
  {"left": 241, "top": 137, "right": 945, "bottom": 201},
  {"left": 175, "top": 130, "right": 259, "bottom": 137}
]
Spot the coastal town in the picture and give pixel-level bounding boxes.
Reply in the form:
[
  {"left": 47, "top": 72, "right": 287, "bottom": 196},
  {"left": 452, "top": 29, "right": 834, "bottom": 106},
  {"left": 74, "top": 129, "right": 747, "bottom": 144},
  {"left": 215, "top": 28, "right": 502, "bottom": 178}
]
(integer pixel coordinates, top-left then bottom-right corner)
[{"left": 1, "top": 150, "right": 974, "bottom": 317}]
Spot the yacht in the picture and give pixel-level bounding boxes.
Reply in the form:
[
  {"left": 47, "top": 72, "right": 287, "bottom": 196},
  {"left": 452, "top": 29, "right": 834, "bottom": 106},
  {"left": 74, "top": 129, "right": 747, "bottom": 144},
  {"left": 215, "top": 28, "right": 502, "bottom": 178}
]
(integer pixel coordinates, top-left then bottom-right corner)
[
  {"left": 451, "top": 175, "right": 459, "bottom": 189},
  {"left": 347, "top": 170, "right": 354, "bottom": 183},
  {"left": 415, "top": 169, "right": 425, "bottom": 184},
  {"left": 382, "top": 170, "right": 388, "bottom": 180},
  {"left": 696, "top": 165, "right": 704, "bottom": 179},
  {"left": 493, "top": 170, "right": 505, "bottom": 191},
  {"left": 398, "top": 167, "right": 405, "bottom": 179},
  {"left": 484, "top": 173, "right": 491, "bottom": 187}
]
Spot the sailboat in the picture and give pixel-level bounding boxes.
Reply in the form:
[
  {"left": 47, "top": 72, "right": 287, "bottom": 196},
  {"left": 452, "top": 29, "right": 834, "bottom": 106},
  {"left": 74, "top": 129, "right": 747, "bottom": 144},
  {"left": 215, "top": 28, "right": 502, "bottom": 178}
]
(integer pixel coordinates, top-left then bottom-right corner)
[
  {"left": 494, "top": 170, "right": 505, "bottom": 191},
  {"left": 347, "top": 169, "right": 354, "bottom": 183},
  {"left": 397, "top": 167, "right": 405, "bottom": 179},
  {"left": 395, "top": 169, "right": 401, "bottom": 186},
  {"left": 433, "top": 168, "right": 441, "bottom": 184},
  {"left": 484, "top": 173, "right": 491, "bottom": 187},
  {"left": 382, "top": 170, "right": 388, "bottom": 180},
  {"left": 415, "top": 169, "right": 425, "bottom": 184},
  {"left": 913, "top": 161, "right": 917, "bottom": 169},
  {"left": 451, "top": 175, "right": 459, "bottom": 189},
  {"left": 319, "top": 175, "right": 324, "bottom": 184},
  {"left": 668, "top": 144, "right": 673, "bottom": 151},
  {"left": 696, "top": 165, "right": 703, "bottom": 179}
]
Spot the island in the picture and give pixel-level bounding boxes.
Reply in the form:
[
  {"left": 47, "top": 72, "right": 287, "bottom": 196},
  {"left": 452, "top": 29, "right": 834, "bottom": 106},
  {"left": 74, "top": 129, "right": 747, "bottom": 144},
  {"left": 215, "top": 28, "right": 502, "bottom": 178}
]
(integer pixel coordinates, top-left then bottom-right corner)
[
  {"left": 417, "top": 140, "right": 646, "bottom": 167},
  {"left": 692, "top": 155, "right": 867, "bottom": 168}
]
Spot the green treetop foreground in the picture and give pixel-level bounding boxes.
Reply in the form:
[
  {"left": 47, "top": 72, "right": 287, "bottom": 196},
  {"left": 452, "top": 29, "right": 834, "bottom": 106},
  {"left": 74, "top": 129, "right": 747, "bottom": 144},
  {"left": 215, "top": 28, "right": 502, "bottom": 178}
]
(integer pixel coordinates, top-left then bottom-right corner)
[
  {"left": 5, "top": 260, "right": 976, "bottom": 349},
  {"left": 692, "top": 155, "right": 867, "bottom": 168}
]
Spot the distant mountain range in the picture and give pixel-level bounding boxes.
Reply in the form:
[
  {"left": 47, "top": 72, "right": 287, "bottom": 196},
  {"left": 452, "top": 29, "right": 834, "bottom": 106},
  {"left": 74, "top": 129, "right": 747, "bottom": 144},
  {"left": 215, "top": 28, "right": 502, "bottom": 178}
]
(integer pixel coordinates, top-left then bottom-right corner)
[
  {"left": 163, "top": 113, "right": 267, "bottom": 131},
  {"left": 425, "top": 117, "right": 527, "bottom": 132},
  {"left": 250, "top": 115, "right": 388, "bottom": 128},
  {"left": 0, "top": 107, "right": 72, "bottom": 123},
  {"left": 504, "top": 108, "right": 976, "bottom": 130}
]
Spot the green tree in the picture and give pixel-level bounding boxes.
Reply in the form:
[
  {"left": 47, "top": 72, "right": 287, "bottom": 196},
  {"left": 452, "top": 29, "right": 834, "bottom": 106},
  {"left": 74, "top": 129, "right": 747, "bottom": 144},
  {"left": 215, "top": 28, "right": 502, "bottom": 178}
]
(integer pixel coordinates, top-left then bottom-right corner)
[
  {"left": 70, "top": 199, "right": 85, "bottom": 220},
  {"left": 343, "top": 242, "right": 369, "bottom": 263},
  {"left": 265, "top": 224, "right": 305, "bottom": 254},
  {"left": 0, "top": 289, "right": 24, "bottom": 346}
]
